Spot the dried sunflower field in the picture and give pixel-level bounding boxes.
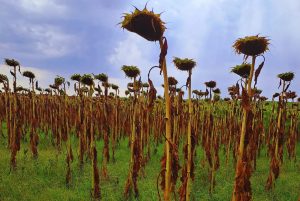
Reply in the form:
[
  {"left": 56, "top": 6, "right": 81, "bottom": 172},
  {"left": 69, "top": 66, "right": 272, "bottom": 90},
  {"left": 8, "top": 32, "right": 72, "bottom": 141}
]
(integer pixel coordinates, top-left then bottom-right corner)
[{"left": 0, "top": 4, "right": 300, "bottom": 201}]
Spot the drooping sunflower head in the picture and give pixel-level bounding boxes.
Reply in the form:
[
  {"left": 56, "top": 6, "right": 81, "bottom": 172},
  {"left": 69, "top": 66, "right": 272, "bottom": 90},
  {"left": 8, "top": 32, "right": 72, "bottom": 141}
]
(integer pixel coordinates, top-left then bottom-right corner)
[
  {"left": 49, "top": 84, "right": 59, "bottom": 90},
  {"left": 213, "top": 88, "right": 221, "bottom": 94},
  {"left": 0, "top": 74, "right": 8, "bottom": 83},
  {"left": 168, "top": 76, "right": 178, "bottom": 86},
  {"left": 252, "top": 88, "right": 262, "bottom": 95},
  {"left": 70, "top": 74, "right": 81, "bottom": 82},
  {"left": 277, "top": 72, "right": 294, "bottom": 82},
  {"left": 233, "top": 35, "right": 270, "bottom": 56},
  {"left": 54, "top": 76, "right": 65, "bottom": 86},
  {"left": 22, "top": 71, "right": 35, "bottom": 79},
  {"left": 231, "top": 63, "right": 251, "bottom": 78},
  {"left": 121, "top": 65, "right": 140, "bottom": 78},
  {"left": 94, "top": 73, "right": 108, "bottom": 83},
  {"left": 45, "top": 88, "right": 52, "bottom": 93},
  {"left": 205, "top": 80, "right": 216, "bottom": 88},
  {"left": 142, "top": 82, "right": 149, "bottom": 88},
  {"left": 81, "top": 74, "right": 94, "bottom": 86},
  {"left": 111, "top": 84, "right": 119, "bottom": 90},
  {"left": 173, "top": 57, "right": 196, "bottom": 71},
  {"left": 4, "top": 58, "right": 20, "bottom": 67},
  {"left": 121, "top": 6, "right": 165, "bottom": 41}
]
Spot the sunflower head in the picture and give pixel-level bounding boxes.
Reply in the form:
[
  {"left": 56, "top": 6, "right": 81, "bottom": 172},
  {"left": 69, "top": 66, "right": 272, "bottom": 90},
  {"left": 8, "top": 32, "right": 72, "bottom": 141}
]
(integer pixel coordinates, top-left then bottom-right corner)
[
  {"left": 45, "top": 88, "right": 52, "bottom": 93},
  {"left": 121, "top": 65, "right": 140, "bottom": 78},
  {"left": 192, "top": 90, "right": 199, "bottom": 95},
  {"left": 142, "top": 82, "right": 149, "bottom": 88},
  {"left": 277, "top": 72, "right": 294, "bottom": 82},
  {"left": 125, "top": 90, "right": 130, "bottom": 96},
  {"left": 205, "top": 80, "right": 216, "bottom": 88},
  {"left": 4, "top": 58, "right": 20, "bottom": 67},
  {"left": 49, "top": 84, "right": 59, "bottom": 90},
  {"left": 213, "top": 88, "right": 221, "bottom": 94},
  {"left": 102, "top": 82, "right": 110, "bottom": 88},
  {"left": 111, "top": 84, "right": 119, "bottom": 90},
  {"left": 252, "top": 88, "right": 262, "bottom": 95},
  {"left": 285, "top": 91, "right": 297, "bottom": 99},
  {"left": 121, "top": 6, "right": 165, "bottom": 41},
  {"left": 233, "top": 35, "right": 270, "bottom": 56},
  {"left": 173, "top": 57, "right": 196, "bottom": 71},
  {"left": 231, "top": 63, "right": 251, "bottom": 78},
  {"left": 0, "top": 74, "right": 8, "bottom": 83},
  {"left": 22, "top": 71, "right": 35, "bottom": 79},
  {"left": 259, "top": 96, "right": 268, "bottom": 101},
  {"left": 81, "top": 74, "right": 94, "bottom": 86},
  {"left": 54, "top": 76, "right": 65, "bottom": 86},
  {"left": 94, "top": 73, "right": 108, "bottom": 83},
  {"left": 168, "top": 76, "right": 178, "bottom": 86},
  {"left": 71, "top": 74, "right": 81, "bottom": 82}
]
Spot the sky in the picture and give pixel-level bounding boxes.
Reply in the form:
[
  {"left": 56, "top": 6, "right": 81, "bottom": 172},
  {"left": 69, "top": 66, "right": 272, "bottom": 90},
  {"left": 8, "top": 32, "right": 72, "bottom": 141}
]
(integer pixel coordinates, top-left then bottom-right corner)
[{"left": 0, "top": 0, "right": 299, "bottom": 98}]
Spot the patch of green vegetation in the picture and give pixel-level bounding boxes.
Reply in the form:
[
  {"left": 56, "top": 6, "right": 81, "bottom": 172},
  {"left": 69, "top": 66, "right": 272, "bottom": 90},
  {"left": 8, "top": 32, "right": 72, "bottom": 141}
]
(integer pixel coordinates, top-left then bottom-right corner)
[{"left": 0, "top": 123, "right": 299, "bottom": 201}]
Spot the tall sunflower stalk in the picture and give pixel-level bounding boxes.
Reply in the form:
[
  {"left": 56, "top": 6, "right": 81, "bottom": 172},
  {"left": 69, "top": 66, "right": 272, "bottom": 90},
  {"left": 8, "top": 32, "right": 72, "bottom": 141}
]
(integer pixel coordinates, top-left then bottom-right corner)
[
  {"left": 173, "top": 57, "right": 196, "bottom": 201},
  {"left": 120, "top": 6, "right": 174, "bottom": 200},
  {"left": 122, "top": 65, "right": 141, "bottom": 198},
  {"left": 231, "top": 35, "right": 269, "bottom": 201}
]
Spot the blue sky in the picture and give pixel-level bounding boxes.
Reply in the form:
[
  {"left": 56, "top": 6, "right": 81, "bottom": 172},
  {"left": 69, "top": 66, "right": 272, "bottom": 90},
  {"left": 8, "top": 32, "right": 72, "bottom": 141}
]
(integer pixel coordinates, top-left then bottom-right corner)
[{"left": 0, "top": 0, "right": 299, "bottom": 98}]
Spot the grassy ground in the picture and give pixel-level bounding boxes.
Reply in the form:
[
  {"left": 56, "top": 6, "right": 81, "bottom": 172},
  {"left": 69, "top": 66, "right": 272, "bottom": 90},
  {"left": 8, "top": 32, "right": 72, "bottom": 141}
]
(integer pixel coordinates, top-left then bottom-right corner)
[{"left": 0, "top": 130, "right": 299, "bottom": 201}]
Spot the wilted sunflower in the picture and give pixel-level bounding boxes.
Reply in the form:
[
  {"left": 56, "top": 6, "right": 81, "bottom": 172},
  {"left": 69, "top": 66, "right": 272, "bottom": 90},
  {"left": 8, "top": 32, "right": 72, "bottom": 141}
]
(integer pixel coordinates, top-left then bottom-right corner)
[
  {"left": 142, "top": 83, "right": 149, "bottom": 88},
  {"left": 205, "top": 81, "right": 216, "bottom": 88},
  {"left": 0, "top": 74, "right": 8, "bottom": 83},
  {"left": 252, "top": 88, "right": 262, "bottom": 95},
  {"left": 16, "top": 86, "right": 26, "bottom": 92},
  {"left": 102, "top": 82, "right": 110, "bottom": 88},
  {"left": 231, "top": 63, "right": 251, "bottom": 78},
  {"left": 4, "top": 58, "right": 20, "bottom": 67},
  {"left": 49, "top": 84, "right": 59, "bottom": 90},
  {"left": 273, "top": 93, "right": 280, "bottom": 98},
  {"left": 277, "top": 72, "right": 294, "bottom": 82},
  {"left": 81, "top": 74, "right": 94, "bottom": 86},
  {"left": 94, "top": 73, "right": 108, "bottom": 82},
  {"left": 259, "top": 96, "right": 268, "bottom": 101},
  {"left": 233, "top": 35, "right": 270, "bottom": 56},
  {"left": 120, "top": 6, "right": 165, "bottom": 41},
  {"left": 22, "top": 71, "right": 35, "bottom": 79},
  {"left": 111, "top": 84, "right": 119, "bottom": 90},
  {"left": 168, "top": 76, "right": 178, "bottom": 86},
  {"left": 121, "top": 65, "right": 140, "bottom": 78},
  {"left": 285, "top": 91, "right": 297, "bottom": 99},
  {"left": 80, "top": 86, "right": 89, "bottom": 93},
  {"left": 192, "top": 90, "right": 200, "bottom": 95},
  {"left": 173, "top": 57, "right": 196, "bottom": 71},
  {"left": 44, "top": 88, "right": 52, "bottom": 93},
  {"left": 213, "top": 88, "right": 221, "bottom": 94},
  {"left": 70, "top": 74, "right": 81, "bottom": 82},
  {"left": 54, "top": 77, "right": 65, "bottom": 86}
]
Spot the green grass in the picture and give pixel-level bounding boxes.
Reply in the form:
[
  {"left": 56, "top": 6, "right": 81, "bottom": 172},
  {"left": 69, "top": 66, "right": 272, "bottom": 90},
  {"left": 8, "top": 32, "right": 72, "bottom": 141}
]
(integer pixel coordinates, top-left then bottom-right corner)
[{"left": 0, "top": 131, "right": 299, "bottom": 201}]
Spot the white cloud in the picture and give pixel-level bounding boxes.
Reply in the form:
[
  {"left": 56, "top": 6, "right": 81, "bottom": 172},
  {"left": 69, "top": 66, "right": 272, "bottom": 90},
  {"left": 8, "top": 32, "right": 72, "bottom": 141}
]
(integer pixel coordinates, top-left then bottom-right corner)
[{"left": 0, "top": 64, "right": 55, "bottom": 91}]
